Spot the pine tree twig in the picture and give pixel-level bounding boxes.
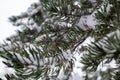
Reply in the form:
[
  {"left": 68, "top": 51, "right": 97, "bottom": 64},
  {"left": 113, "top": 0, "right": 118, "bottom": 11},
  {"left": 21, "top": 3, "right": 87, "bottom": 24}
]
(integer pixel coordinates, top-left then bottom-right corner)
[
  {"left": 61, "top": 12, "right": 81, "bottom": 17},
  {"left": 72, "top": 29, "right": 91, "bottom": 51}
]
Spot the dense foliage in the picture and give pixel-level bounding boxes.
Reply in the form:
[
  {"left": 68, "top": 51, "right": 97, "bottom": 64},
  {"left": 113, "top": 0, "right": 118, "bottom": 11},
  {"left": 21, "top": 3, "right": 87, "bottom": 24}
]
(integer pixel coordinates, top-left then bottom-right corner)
[{"left": 0, "top": 0, "right": 120, "bottom": 80}]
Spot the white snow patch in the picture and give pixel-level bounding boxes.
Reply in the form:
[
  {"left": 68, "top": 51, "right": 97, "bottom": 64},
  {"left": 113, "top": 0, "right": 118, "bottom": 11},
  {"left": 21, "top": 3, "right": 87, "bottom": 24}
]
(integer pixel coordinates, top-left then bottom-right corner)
[
  {"left": 77, "top": 13, "right": 96, "bottom": 30},
  {"left": 0, "top": 58, "right": 15, "bottom": 80}
]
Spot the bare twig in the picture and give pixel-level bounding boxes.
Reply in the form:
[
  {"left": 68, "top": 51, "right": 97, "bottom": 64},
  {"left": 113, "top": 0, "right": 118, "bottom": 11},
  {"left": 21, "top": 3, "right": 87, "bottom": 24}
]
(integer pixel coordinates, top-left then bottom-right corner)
[{"left": 71, "top": 29, "right": 91, "bottom": 51}]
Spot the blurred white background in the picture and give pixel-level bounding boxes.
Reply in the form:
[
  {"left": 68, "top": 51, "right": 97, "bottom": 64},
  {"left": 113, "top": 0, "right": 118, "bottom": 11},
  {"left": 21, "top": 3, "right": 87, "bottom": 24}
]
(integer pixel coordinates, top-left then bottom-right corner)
[{"left": 0, "top": 0, "right": 38, "bottom": 43}]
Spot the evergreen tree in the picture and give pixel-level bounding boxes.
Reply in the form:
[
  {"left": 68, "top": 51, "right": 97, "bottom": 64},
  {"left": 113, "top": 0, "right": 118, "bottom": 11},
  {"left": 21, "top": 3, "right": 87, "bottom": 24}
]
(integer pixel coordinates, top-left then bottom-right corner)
[{"left": 0, "top": 0, "right": 120, "bottom": 80}]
